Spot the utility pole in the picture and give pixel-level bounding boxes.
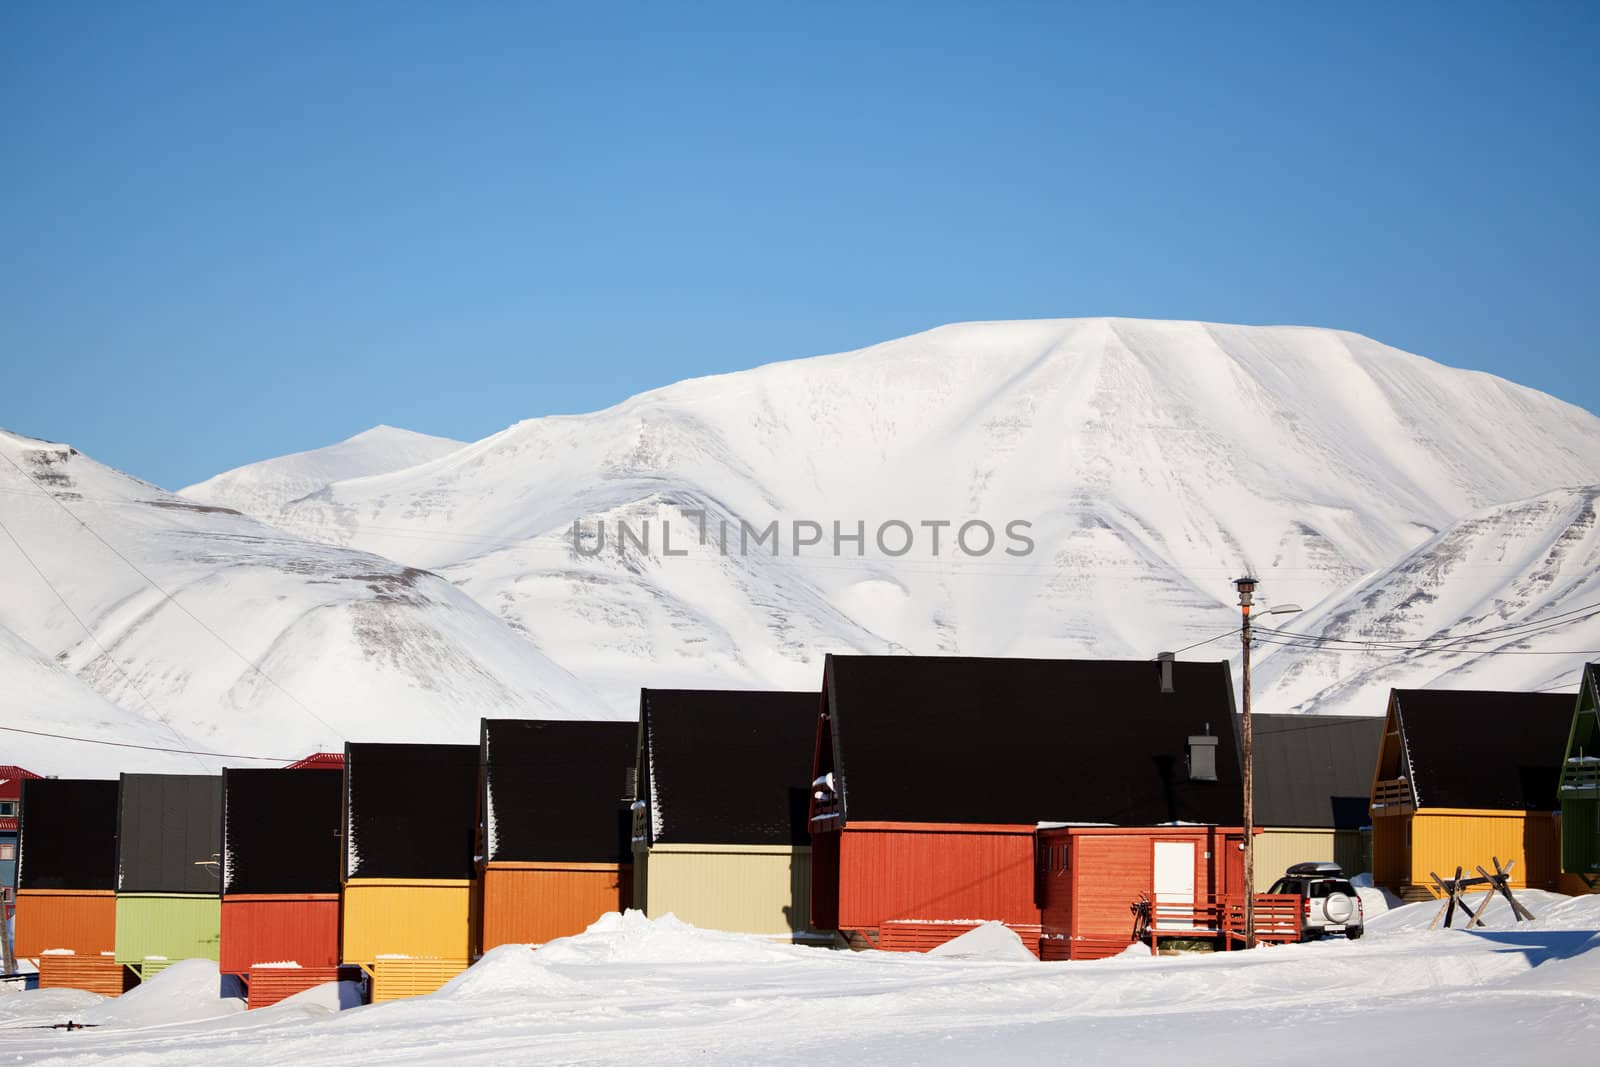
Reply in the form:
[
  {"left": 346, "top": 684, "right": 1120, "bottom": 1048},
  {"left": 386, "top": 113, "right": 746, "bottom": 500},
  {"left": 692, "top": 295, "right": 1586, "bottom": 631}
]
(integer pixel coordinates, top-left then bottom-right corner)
[
  {"left": 1235, "top": 576, "right": 1258, "bottom": 949},
  {"left": 2, "top": 881, "right": 16, "bottom": 976}
]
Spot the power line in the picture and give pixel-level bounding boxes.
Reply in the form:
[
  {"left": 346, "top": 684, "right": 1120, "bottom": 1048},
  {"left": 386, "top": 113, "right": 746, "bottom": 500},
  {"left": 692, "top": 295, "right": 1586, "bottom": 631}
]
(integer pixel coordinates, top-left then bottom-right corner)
[
  {"left": 0, "top": 451, "right": 345, "bottom": 747},
  {"left": 0, "top": 512, "right": 209, "bottom": 772},
  {"left": 0, "top": 723, "right": 299, "bottom": 763}
]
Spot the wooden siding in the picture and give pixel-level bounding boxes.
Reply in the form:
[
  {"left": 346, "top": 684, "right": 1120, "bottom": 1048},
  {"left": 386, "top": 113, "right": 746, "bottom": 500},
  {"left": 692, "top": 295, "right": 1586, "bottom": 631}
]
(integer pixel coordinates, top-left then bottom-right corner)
[
  {"left": 1562, "top": 797, "right": 1600, "bottom": 876},
  {"left": 836, "top": 824, "right": 1039, "bottom": 934},
  {"left": 114, "top": 893, "right": 221, "bottom": 965},
  {"left": 14, "top": 889, "right": 115, "bottom": 957},
  {"left": 220, "top": 894, "right": 340, "bottom": 975},
  {"left": 1372, "top": 815, "right": 1409, "bottom": 888},
  {"left": 341, "top": 879, "right": 473, "bottom": 965},
  {"left": 1373, "top": 809, "right": 1559, "bottom": 894},
  {"left": 371, "top": 957, "right": 467, "bottom": 1002},
  {"left": 1254, "top": 828, "right": 1369, "bottom": 881},
  {"left": 636, "top": 845, "right": 811, "bottom": 937},
  {"left": 1040, "top": 827, "right": 1244, "bottom": 944},
  {"left": 38, "top": 953, "right": 125, "bottom": 996},
  {"left": 878, "top": 919, "right": 1042, "bottom": 956},
  {"left": 246, "top": 964, "right": 345, "bottom": 1009},
  {"left": 479, "top": 863, "right": 630, "bottom": 950}
]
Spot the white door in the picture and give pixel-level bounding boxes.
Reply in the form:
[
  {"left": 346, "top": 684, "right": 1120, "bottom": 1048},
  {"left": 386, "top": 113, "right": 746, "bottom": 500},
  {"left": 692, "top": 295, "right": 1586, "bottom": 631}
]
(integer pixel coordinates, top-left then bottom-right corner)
[{"left": 1153, "top": 841, "right": 1197, "bottom": 929}]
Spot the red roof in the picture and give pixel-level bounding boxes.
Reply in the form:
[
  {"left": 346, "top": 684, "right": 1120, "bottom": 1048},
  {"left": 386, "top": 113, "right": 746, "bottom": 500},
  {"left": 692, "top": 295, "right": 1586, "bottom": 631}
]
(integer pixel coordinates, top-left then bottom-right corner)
[
  {"left": 286, "top": 752, "right": 344, "bottom": 770},
  {"left": 0, "top": 766, "right": 42, "bottom": 801}
]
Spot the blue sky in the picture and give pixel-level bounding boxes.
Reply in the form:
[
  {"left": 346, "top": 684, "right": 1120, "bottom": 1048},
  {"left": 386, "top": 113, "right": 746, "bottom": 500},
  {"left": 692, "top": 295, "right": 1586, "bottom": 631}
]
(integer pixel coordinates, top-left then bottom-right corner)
[{"left": 3, "top": 1, "right": 1596, "bottom": 489}]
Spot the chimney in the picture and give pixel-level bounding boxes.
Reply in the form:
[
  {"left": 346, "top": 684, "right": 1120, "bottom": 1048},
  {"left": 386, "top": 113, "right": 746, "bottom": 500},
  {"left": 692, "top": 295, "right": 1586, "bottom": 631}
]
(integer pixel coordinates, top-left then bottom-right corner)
[
  {"left": 1187, "top": 725, "right": 1218, "bottom": 782},
  {"left": 1158, "top": 651, "right": 1175, "bottom": 693}
]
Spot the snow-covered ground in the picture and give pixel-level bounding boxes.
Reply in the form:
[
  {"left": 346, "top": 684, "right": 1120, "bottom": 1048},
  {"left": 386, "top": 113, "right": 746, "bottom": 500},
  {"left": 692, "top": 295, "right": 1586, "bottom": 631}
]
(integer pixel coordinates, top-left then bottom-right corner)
[{"left": 2, "top": 897, "right": 1595, "bottom": 1065}]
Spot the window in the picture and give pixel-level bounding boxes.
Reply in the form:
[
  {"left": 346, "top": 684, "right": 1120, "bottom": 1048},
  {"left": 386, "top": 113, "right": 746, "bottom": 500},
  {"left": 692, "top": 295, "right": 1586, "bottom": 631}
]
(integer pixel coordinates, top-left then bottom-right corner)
[
  {"left": 0, "top": 801, "right": 14, "bottom": 817},
  {"left": 0, "top": 843, "right": 13, "bottom": 861}
]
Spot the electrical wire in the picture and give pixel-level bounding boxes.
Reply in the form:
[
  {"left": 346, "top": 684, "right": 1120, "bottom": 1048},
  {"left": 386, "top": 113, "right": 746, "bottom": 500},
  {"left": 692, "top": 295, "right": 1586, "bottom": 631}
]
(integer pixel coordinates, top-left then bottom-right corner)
[
  {"left": 0, "top": 450, "right": 345, "bottom": 746},
  {"left": 0, "top": 723, "right": 300, "bottom": 763}
]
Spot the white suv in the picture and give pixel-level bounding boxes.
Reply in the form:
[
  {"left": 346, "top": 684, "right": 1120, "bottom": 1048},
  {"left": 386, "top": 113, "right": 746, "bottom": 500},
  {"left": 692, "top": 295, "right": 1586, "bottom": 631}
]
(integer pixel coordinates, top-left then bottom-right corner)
[{"left": 1267, "top": 862, "right": 1365, "bottom": 941}]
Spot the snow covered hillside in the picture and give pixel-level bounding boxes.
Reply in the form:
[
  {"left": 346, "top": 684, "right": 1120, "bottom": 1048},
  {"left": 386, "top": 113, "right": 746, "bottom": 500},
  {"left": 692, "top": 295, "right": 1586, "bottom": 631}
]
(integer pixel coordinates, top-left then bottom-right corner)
[
  {"left": 185, "top": 319, "right": 1600, "bottom": 714},
  {"left": 0, "top": 429, "right": 600, "bottom": 774},
  {"left": 178, "top": 425, "right": 463, "bottom": 522},
  {"left": 2, "top": 901, "right": 1596, "bottom": 1065}
]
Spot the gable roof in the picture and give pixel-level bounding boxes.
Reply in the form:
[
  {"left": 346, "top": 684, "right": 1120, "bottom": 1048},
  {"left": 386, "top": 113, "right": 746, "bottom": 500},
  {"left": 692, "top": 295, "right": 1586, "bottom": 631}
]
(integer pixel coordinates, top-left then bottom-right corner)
[
  {"left": 344, "top": 742, "right": 479, "bottom": 880},
  {"left": 117, "top": 773, "right": 224, "bottom": 894},
  {"left": 223, "top": 766, "right": 344, "bottom": 895},
  {"left": 0, "top": 765, "right": 41, "bottom": 803},
  {"left": 639, "top": 689, "right": 818, "bottom": 847},
  {"left": 17, "top": 778, "right": 119, "bottom": 891},
  {"left": 286, "top": 752, "right": 345, "bottom": 770},
  {"left": 482, "top": 719, "right": 637, "bottom": 864},
  {"left": 1391, "top": 689, "right": 1570, "bottom": 810},
  {"left": 1560, "top": 663, "right": 1600, "bottom": 772},
  {"left": 822, "top": 654, "right": 1240, "bottom": 826},
  {"left": 1252, "top": 714, "right": 1384, "bottom": 829}
]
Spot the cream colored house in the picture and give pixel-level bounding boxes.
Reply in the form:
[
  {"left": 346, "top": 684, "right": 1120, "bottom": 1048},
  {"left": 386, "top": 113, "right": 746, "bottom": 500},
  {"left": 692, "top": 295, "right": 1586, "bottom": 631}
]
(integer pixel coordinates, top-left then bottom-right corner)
[
  {"left": 1252, "top": 714, "right": 1384, "bottom": 879},
  {"left": 633, "top": 689, "right": 819, "bottom": 939}
]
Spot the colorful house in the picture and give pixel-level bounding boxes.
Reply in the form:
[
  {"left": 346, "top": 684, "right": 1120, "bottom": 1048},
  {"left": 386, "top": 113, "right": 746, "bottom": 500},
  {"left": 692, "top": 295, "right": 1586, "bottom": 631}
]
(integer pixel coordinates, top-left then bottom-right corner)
[
  {"left": 1370, "top": 689, "right": 1568, "bottom": 900},
  {"left": 1252, "top": 714, "right": 1384, "bottom": 879},
  {"left": 113, "top": 773, "right": 224, "bottom": 980},
  {"left": 1558, "top": 663, "right": 1600, "bottom": 885},
  {"left": 1037, "top": 824, "right": 1248, "bottom": 960},
  {"left": 810, "top": 654, "right": 1240, "bottom": 955},
  {"left": 478, "top": 719, "right": 635, "bottom": 951},
  {"left": 342, "top": 742, "right": 478, "bottom": 1001},
  {"left": 0, "top": 765, "right": 41, "bottom": 914},
  {"left": 16, "top": 778, "right": 124, "bottom": 994},
  {"left": 220, "top": 763, "right": 346, "bottom": 1008},
  {"left": 632, "top": 690, "right": 818, "bottom": 939}
]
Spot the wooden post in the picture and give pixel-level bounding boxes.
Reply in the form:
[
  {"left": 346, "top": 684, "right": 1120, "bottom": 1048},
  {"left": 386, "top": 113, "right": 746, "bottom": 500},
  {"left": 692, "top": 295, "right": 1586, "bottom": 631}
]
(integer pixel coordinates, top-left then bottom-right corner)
[{"left": 1238, "top": 582, "right": 1256, "bottom": 949}]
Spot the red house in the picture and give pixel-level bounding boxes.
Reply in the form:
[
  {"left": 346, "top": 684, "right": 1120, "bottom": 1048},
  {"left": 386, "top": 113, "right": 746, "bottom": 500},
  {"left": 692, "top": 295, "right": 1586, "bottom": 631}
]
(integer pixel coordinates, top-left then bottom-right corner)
[{"left": 810, "top": 654, "right": 1240, "bottom": 956}]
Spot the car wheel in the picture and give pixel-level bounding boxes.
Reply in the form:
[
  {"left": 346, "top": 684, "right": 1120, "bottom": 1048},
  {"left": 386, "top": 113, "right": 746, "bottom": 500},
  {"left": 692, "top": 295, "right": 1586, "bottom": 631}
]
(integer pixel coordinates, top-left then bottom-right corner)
[
  {"left": 1301, "top": 929, "right": 1322, "bottom": 942},
  {"left": 1345, "top": 926, "right": 1364, "bottom": 940}
]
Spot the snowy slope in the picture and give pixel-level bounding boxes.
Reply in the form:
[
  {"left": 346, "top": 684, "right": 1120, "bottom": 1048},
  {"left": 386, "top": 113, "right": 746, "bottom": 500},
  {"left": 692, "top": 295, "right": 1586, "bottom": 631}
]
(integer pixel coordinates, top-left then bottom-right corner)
[
  {"left": 0, "top": 429, "right": 602, "bottom": 774},
  {"left": 180, "top": 425, "right": 463, "bottom": 522},
  {"left": 236, "top": 319, "right": 1600, "bottom": 714},
  {"left": 3, "top": 902, "right": 1598, "bottom": 1064},
  {"left": 1251, "top": 484, "right": 1600, "bottom": 714}
]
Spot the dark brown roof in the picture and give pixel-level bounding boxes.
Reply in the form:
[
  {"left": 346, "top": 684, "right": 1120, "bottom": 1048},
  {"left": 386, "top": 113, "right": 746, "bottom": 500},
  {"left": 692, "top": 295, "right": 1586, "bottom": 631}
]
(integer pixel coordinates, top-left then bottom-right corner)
[
  {"left": 344, "top": 742, "right": 479, "bottom": 880},
  {"left": 117, "top": 773, "right": 223, "bottom": 894},
  {"left": 1393, "top": 689, "right": 1570, "bottom": 810},
  {"left": 824, "top": 654, "right": 1240, "bottom": 826},
  {"left": 482, "top": 720, "right": 637, "bottom": 864},
  {"left": 17, "top": 778, "right": 119, "bottom": 891},
  {"left": 1252, "top": 714, "right": 1384, "bottom": 829},
  {"left": 639, "top": 689, "right": 818, "bottom": 847},
  {"left": 224, "top": 767, "right": 343, "bottom": 895}
]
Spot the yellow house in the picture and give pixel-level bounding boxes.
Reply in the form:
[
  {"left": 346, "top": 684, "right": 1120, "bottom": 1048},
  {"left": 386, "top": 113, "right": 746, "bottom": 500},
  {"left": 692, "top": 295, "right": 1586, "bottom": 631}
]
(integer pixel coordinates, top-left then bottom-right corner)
[
  {"left": 1369, "top": 689, "right": 1567, "bottom": 901},
  {"left": 633, "top": 689, "right": 820, "bottom": 940},
  {"left": 1252, "top": 714, "right": 1384, "bottom": 879},
  {"left": 341, "top": 742, "right": 479, "bottom": 1000}
]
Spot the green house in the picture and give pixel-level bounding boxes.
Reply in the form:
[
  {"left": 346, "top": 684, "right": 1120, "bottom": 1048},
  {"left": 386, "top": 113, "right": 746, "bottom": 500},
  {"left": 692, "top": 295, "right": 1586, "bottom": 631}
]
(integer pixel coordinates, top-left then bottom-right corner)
[
  {"left": 114, "top": 893, "right": 222, "bottom": 976},
  {"left": 1559, "top": 663, "right": 1600, "bottom": 882}
]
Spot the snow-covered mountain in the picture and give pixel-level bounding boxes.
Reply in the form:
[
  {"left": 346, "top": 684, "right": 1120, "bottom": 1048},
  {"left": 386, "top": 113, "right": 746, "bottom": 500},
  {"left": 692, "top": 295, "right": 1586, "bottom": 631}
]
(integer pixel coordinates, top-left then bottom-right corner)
[
  {"left": 0, "top": 429, "right": 601, "bottom": 775},
  {"left": 179, "top": 425, "right": 463, "bottom": 522},
  {"left": 1250, "top": 484, "right": 1600, "bottom": 714},
  {"left": 183, "top": 318, "right": 1600, "bottom": 715}
]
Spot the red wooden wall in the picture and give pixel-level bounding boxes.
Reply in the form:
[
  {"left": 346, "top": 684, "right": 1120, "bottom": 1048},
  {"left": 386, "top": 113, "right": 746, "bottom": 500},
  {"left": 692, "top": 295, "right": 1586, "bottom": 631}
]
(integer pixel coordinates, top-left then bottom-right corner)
[
  {"left": 831, "top": 822, "right": 1039, "bottom": 936},
  {"left": 220, "top": 894, "right": 340, "bottom": 975},
  {"left": 1038, "top": 826, "right": 1245, "bottom": 957}
]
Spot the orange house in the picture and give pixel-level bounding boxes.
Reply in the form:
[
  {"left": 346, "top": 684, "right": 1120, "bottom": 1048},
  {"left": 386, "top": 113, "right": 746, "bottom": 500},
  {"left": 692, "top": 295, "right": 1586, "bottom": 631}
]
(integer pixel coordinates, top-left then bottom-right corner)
[
  {"left": 477, "top": 719, "right": 635, "bottom": 950},
  {"left": 1370, "top": 688, "right": 1567, "bottom": 900},
  {"left": 810, "top": 653, "right": 1241, "bottom": 955}
]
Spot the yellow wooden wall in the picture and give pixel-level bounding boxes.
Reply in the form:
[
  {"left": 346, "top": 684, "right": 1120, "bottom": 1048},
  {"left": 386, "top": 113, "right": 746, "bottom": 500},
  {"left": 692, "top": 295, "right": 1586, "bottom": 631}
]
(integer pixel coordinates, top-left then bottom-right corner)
[
  {"left": 1254, "top": 829, "right": 1369, "bottom": 880},
  {"left": 635, "top": 844, "right": 811, "bottom": 937},
  {"left": 1372, "top": 810, "right": 1560, "bottom": 894},
  {"left": 1410, "top": 810, "right": 1558, "bottom": 889},
  {"left": 341, "top": 879, "right": 472, "bottom": 964}
]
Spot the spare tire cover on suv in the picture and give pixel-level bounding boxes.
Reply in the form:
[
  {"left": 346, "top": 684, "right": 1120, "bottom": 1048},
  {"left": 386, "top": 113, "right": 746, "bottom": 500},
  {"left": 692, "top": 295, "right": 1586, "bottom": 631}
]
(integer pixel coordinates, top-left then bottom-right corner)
[{"left": 1322, "top": 891, "right": 1355, "bottom": 924}]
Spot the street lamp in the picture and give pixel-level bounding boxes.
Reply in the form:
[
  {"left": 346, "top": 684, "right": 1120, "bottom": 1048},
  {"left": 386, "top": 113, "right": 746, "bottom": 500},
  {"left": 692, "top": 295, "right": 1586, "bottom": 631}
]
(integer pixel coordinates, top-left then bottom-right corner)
[{"left": 1234, "top": 577, "right": 1301, "bottom": 948}]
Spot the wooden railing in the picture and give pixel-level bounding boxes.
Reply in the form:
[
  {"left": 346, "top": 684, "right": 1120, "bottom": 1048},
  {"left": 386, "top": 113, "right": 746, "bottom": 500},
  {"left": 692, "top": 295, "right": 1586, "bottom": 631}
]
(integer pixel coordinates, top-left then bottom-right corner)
[
  {"left": 1561, "top": 756, "right": 1600, "bottom": 798},
  {"left": 1134, "top": 893, "right": 1303, "bottom": 954},
  {"left": 1371, "top": 778, "right": 1414, "bottom": 811}
]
